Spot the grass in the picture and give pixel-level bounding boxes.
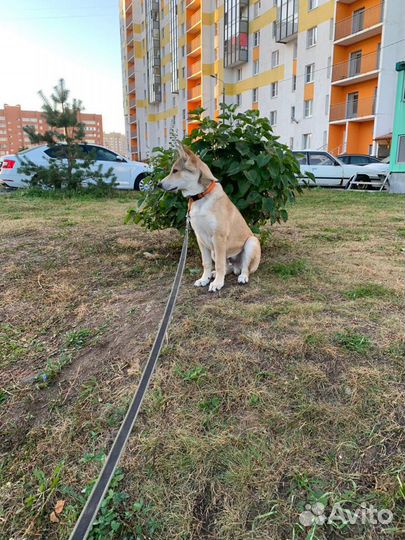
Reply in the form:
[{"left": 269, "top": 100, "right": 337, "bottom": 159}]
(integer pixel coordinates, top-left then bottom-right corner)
[{"left": 0, "top": 189, "right": 404, "bottom": 540}]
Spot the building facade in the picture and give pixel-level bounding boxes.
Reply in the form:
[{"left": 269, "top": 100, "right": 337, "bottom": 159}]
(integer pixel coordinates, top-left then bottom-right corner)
[
  {"left": 104, "top": 131, "right": 129, "bottom": 157},
  {"left": 0, "top": 104, "right": 103, "bottom": 155},
  {"left": 389, "top": 60, "right": 405, "bottom": 193},
  {"left": 120, "top": 0, "right": 404, "bottom": 161}
]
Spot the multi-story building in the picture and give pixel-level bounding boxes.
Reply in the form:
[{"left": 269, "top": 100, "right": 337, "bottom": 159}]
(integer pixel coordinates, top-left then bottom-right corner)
[
  {"left": 120, "top": 0, "right": 404, "bottom": 161},
  {"left": 104, "top": 131, "right": 129, "bottom": 157},
  {"left": 0, "top": 104, "right": 103, "bottom": 155}
]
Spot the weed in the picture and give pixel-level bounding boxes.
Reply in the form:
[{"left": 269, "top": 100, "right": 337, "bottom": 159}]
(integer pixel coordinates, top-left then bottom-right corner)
[
  {"left": 248, "top": 394, "right": 261, "bottom": 407},
  {"left": 175, "top": 365, "right": 207, "bottom": 383},
  {"left": 345, "top": 283, "right": 393, "bottom": 300},
  {"left": 199, "top": 396, "right": 222, "bottom": 414},
  {"left": 335, "top": 331, "right": 372, "bottom": 354},
  {"left": 271, "top": 259, "right": 309, "bottom": 277},
  {"left": 34, "top": 353, "right": 72, "bottom": 388},
  {"left": 65, "top": 328, "right": 93, "bottom": 349}
]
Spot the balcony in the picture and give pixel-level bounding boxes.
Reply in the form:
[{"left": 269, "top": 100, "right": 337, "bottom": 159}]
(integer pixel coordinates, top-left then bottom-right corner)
[
  {"left": 188, "top": 85, "right": 202, "bottom": 100},
  {"left": 187, "top": 36, "right": 201, "bottom": 56},
  {"left": 129, "top": 115, "right": 137, "bottom": 124},
  {"left": 186, "top": 0, "right": 200, "bottom": 8},
  {"left": 329, "top": 96, "right": 375, "bottom": 123},
  {"left": 332, "top": 51, "right": 379, "bottom": 85},
  {"left": 187, "top": 60, "right": 201, "bottom": 79},
  {"left": 129, "top": 95, "right": 136, "bottom": 108},
  {"left": 187, "top": 9, "right": 201, "bottom": 32},
  {"left": 126, "top": 27, "right": 134, "bottom": 43},
  {"left": 334, "top": 3, "right": 383, "bottom": 46},
  {"left": 128, "top": 65, "right": 135, "bottom": 77},
  {"left": 128, "top": 80, "right": 136, "bottom": 93},
  {"left": 275, "top": 14, "right": 298, "bottom": 44}
]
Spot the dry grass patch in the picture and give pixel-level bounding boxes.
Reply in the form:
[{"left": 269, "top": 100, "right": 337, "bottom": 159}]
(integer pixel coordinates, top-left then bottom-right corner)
[{"left": 0, "top": 189, "right": 404, "bottom": 540}]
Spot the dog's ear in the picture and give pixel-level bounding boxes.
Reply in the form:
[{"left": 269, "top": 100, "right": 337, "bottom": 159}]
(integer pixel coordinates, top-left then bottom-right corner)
[
  {"left": 198, "top": 160, "right": 217, "bottom": 189},
  {"left": 177, "top": 142, "right": 195, "bottom": 161}
]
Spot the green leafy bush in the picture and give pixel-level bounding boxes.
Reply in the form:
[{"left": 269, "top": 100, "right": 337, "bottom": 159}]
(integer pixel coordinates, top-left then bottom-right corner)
[{"left": 126, "top": 105, "right": 310, "bottom": 231}]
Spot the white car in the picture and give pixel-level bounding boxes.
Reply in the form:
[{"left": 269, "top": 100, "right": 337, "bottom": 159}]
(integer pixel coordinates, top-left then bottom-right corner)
[
  {"left": 293, "top": 150, "right": 382, "bottom": 187},
  {"left": 362, "top": 156, "right": 390, "bottom": 177},
  {"left": 0, "top": 144, "right": 151, "bottom": 190}
]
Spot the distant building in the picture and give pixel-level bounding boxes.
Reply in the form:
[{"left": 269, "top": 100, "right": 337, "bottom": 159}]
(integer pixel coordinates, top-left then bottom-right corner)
[
  {"left": 103, "top": 131, "right": 128, "bottom": 157},
  {"left": 0, "top": 104, "right": 103, "bottom": 155}
]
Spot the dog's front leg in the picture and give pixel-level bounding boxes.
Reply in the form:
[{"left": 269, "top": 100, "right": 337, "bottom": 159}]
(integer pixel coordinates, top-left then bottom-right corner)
[
  {"left": 194, "top": 238, "right": 213, "bottom": 287},
  {"left": 209, "top": 236, "right": 226, "bottom": 292}
]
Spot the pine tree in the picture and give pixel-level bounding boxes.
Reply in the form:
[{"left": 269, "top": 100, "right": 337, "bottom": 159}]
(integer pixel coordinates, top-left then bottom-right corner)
[{"left": 20, "top": 79, "right": 115, "bottom": 190}]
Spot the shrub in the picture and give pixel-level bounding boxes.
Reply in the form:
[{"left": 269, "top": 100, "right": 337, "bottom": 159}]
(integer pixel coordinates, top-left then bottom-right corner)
[{"left": 126, "top": 105, "right": 310, "bottom": 232}]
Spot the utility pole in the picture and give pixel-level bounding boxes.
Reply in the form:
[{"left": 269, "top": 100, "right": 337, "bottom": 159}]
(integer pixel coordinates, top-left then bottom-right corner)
[{"left": 210, "top": 74, "right": 226, "bottom": 112}]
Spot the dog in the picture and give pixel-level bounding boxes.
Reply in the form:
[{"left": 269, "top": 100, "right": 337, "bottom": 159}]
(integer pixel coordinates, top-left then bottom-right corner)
[{"left": 158, "top": 144, "right": 261, "bottom": 292}]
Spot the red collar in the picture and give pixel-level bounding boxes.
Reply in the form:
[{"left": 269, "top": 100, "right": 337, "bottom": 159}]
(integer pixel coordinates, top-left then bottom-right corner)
[{"left": 188, "top": 181, "right": 217, "bottom": 211}]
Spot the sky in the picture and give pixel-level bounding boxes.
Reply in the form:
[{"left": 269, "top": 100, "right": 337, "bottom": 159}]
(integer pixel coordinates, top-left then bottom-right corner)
[{"left": 0, "top": 0, "right": 125, "bottom": 133}]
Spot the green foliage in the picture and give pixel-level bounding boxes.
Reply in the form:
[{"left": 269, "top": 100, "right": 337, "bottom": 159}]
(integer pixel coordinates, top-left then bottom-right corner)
[
  {"left": 334, "top": 330, "right": 372, "bottom": 354},
  {"left": 18, "top": 79, "right": 116, "bottom": 191},
  {"left": 345, "top": 283, "right": 393, "bottom": 300},
  {"left": 88, "top": 470, "right": 160, "bottom": 540},
  {"left": 271, "top": 259, "right": 309, "bottom": 277},
  {"left": 175, "top": 365, "right": 207, "bottom": 383},
  {"left": 65, "top": 328, "right": 93, "bottom": 349},
  {"left": 126, "top": 105, "right": 310, "bottom": 231}
]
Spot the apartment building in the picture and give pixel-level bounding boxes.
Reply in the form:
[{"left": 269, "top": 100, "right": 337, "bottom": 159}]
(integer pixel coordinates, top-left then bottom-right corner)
[
  {"left": 104, "top": 131, "right": 129, "bottom": 157},
  {"left": 0, "top": 104, "right": 103, "bottom": 155},
  {"left": 120, "top": 0, "right": 404, "bottom": 161}
]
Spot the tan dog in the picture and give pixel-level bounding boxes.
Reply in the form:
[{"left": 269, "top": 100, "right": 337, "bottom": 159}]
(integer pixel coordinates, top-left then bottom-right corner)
[{"left": 159, "top": 145, "right": 261, "bottom": 292}]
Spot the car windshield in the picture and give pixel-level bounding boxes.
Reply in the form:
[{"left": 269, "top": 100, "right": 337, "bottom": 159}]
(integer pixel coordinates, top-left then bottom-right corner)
[{"left": 17, "top": 146, "right": 45, "bottom": 156}]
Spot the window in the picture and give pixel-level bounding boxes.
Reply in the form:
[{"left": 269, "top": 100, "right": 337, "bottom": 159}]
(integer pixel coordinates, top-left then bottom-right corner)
[
  {"left": 304, "top": 99, "right": 313, "bottom": 118},
  {"left": 182, "top": 66, "right": 185, "bottom": 78},
  {"left": 293, "top": 41, "right": 298, "bottom": 59},
  {"left": 237, "top": 68, "right": 242, "bottom": 81},
  {"left": 325, "top": 94, "right": 329, "bottom": 115},
  {"left": 302, "top": 133, "right": 312, "bottom": 149},
  {"left": 289, "top": 137, "right": 294, "bottom": 149},
  {"left": 252, "top": 87, "right": 258, "bottom": 103},
  {"left": 294, "top": 151, "right": 307, "bottom": 164},
  {"left": 309, "top": 153, "right": 335, "bottom": 166},
  {"left": 269, "top": 110, "right": 277, "bottom": 126},
  {"left": 236, "top": 94, "right": 241, "bottom": 106},
  {"left": 346, "top": 92, "right": 359, "bottom": 118},
  {"left": 349, "top": 50, "right": 362, "bottom": 77},
  {"left": 271, "top": 50, "right": 279, "bottom": 68},
  {"left": 181, "top": 45, "right": 185, "bottom": 57},
  {"left": 323, "top": 130, "right": 327, "bottom": 147},
  {"left": 92, "top": 147, "right": 120, "bottom": 162},
  {"left": 352, "top": 8, "right": 365, "bottom": 34},
  {"left": 182, "top": 109, "right": 186, "bottom": 119},
  {"left": 253, "top": 31, "right": 260, "bottom": 47},
  {"left": 272, "top": 21, "right": 277, "bottom": 38},
  {"left": 307, "top": 26, "right": 317, "bottom": 48},
  {"left": 397, "top": 135, "right": 405, "bottom": 163},
  {"left": 44, "top": 146, "right": 68, "bottom": 159},
  {"left": 329, "top": 18, "right": 334, "bottom": 40},
  {"left": 253, "top": 60, "right": 259, "bottom": 75},
  {"left": 292, "top": 74, "right": 297, "bottom": 91},
  {"left": 271, "top": 81, "right": 278, "bottom": 98},
  {"left": 291, "top": 106, "right": 296, "bottom": 121},
  {"left": 327, "top": 56, "right": 331, "bottom": 79},
  {"left": 308, "top": 0, "right": 318, "bottom": 10},
  {"left": 305, "top": 63, "right": 315, "bottom": 83},
  {"left": 254, "top": 1, "right": 261, "bottom": 18}
]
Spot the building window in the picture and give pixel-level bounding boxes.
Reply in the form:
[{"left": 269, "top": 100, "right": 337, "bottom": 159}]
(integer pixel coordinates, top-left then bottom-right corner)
[
  {"left": 305, "top": 63, "right": 315, "bottom": 83},
  {"left": 236, "top": 93, "right": 241, "bottom": 106},
  {"left": 237, "top": 68, "right": 242, "bottom": 81},
  {"left": 347, "top": 92, "right": 359, "bottom": 118},
  {"left": 303, "top": 133, "right": 312, "bottom": 149},
  {"left": 252, "top": 87, "right": 258, "bottom": 103},
  {"left": 289, "top": 136, "right": 294, "bottom": 149},
  {"left": 253, "top": 31, "right": 260, "bottom": 47},
  {"left": 253, "top": 60, "right": 259, "bottom": 75},
  {"left": 271, "top": 81, "right": 278, "bottom": 98},
  {"left": 397, "top": 135, "right": 405, "bottom": 163},
  {"left": 272, "top": 21, "right": 277, "bottom": 38},
  {"left": 224, "top": 0, "right": 249, "bottom": 67},
  {"left": 293, "top": 41, "right": 298, "bottom": 59},
  {"left": 352, "top": 8, "right": 365, "bottom": 34},
  {"left": 291, "top": 105, "right": 296, "bottom": 121},
  {"left": 325, "top": 94, "right": 329, "bottom": 115},
  {"left": 323, "top": 130, "right": 328, "bottom": 147},
  {"left": 254, "top": 1, "right": 261, "bottom": 19},
  {"left": 181, "top": 45, "right": 185, "bottom": 57},
  {"left": 327, "top": 56, "right": 331, "bottom": 79},
  {"left": 292, "top": 74, "right": 297, "bottom": 92},
  {"left": 308, "top": 0, "right": 318, "bottom": 10},
  {"left": 349, "top": 50, "right": 362, "bottom": 77},
  {"left": 329, "top": 18, "right": 334, "bottom": 40},
  {"left": 271, "top": 50, "right": 279, "bottom": 68},
  {"left": 304, "top": 99, "right": 313, "bottom": 118},
  {"left": 270, "top": 110, "right": 277, "bottom": 126},
  {"left": 307, "top": 26, "right": 317, "bottom": 48},
  {"left": 182, "top": 109, "right": 186, "bottom": 119}
]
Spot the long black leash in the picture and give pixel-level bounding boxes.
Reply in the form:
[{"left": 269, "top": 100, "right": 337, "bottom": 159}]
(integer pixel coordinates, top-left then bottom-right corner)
[{"left": 69, "top": 219, "right": 190, "bottom": 540}]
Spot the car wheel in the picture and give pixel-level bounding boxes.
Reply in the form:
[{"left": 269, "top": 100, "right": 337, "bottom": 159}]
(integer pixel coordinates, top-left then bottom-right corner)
[{"left": 134, "top": 173, "right": 149, "bottom": 191}]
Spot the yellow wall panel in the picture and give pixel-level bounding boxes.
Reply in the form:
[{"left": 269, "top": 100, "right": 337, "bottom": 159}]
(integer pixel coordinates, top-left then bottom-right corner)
[{"left": 298, "top": 0, "right": 334, "bottom": 32}]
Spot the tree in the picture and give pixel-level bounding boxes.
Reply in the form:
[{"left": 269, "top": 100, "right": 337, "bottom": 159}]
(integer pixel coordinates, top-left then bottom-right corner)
[
  {"left": 126, "top": 105, "right": 311, "bottom": 232},
  {"left": 19, "top": 79, "right": 115, "bottom": 190}
]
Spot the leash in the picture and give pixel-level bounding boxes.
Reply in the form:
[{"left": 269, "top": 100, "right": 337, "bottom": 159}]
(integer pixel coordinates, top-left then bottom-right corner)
[{"left": 69, "top": 218, "right": 190, "bottom": 540}]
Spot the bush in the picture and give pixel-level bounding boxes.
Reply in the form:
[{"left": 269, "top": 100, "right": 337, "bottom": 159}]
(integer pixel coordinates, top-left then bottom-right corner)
[{"left": 126, "top": 105, "right": 310, "bottom": 232}]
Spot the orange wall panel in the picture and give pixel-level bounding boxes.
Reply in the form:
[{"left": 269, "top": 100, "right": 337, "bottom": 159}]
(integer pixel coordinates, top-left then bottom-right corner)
[{"left": 304, "top": 83, "right": 314, "bottom": 101}]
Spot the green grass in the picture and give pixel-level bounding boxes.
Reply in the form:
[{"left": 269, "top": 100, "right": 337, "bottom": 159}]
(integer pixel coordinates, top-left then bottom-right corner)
[{"left": 0, "top": 189, "right": 404, "bottom": 540}]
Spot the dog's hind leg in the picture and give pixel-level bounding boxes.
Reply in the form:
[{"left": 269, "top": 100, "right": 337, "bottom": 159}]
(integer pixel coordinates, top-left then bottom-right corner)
[{"left": 238, "top": 236, "right": 261, "bottom": 284}]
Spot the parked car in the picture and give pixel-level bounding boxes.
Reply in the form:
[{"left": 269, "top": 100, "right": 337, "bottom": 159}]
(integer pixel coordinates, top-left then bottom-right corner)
[
  {"left": 362, "top": 156, "right": 390, "bottom": 177},
  {"left": 338, "top": 154, "right": 382, "bottom": 166},
  {"left": 293, "top": 150, "right": 382, "bottom": 187},
  {"left": 0, "top": 144, "right": 151, "bottom": 190}
]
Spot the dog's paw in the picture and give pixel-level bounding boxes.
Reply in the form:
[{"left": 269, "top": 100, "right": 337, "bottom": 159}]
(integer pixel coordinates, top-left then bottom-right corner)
[
  {"left": 209, "top": 279, "right": 224, "bottom": 292},
  {"left": 238, "top": 273, "right": 249, "bottom": 284},
  {"left": 194, "top": 276, "right": 211, "bottom": 287}
]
